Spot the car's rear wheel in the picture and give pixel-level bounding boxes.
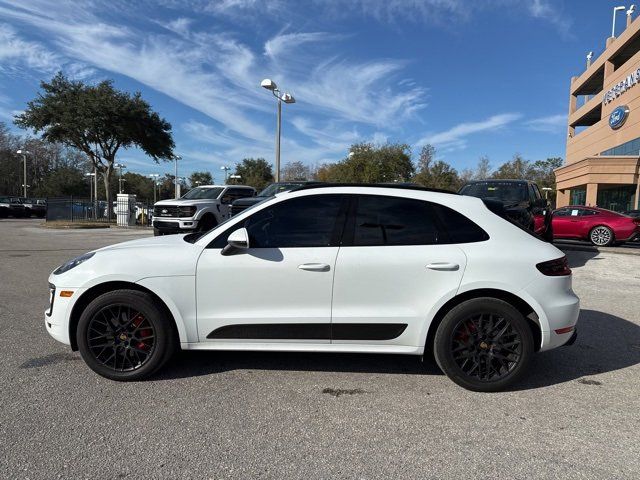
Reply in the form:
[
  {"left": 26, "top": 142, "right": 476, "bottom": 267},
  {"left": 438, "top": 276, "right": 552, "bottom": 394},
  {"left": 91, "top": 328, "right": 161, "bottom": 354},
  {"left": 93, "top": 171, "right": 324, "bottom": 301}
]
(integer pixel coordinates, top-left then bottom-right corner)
[
  {"left": 434, "top": 298, "right": 534, "bottom": 392},
  {"left": 77, "top": 290, "right": 176, "bottom": 381},
  {"left": 589, "top": 225, "right": 614, "bottom": 247}
]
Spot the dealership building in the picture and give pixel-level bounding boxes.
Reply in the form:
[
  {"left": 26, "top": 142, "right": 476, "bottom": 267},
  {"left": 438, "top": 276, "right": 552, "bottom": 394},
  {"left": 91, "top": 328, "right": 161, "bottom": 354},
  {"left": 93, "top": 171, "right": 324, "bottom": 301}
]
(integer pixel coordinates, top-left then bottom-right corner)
[{"left": 555, "top": 9, "right": 640, "bottom": 211}]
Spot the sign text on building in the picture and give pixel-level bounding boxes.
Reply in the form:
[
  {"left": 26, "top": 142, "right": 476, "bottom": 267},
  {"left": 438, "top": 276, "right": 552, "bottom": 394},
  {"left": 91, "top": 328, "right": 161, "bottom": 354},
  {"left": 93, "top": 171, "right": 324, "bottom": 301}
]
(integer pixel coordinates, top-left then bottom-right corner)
[{"left": 602, "top": 67, "right": 640, "bottom": 104}]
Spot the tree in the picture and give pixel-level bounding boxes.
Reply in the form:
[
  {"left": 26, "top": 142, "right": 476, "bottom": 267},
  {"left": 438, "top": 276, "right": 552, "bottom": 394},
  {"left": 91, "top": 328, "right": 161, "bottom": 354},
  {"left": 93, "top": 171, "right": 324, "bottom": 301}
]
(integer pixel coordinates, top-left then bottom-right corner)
[
  {"left": 189, "top": 171, "right": 213, "bottom": 187},
  {"left": 15, "top": 72, "right": 175, "bottom": 218},
  {"left": 316, "top": 143, "right": 413, "bottom": 183},
  {"left": 234, "top": 158, "right": 273, "bottom": 190},
  {"left": 412, "top": 144, "right": 461, "bottom": 191},
  {"left": 281, "top": 161, "right": 311, "bottom": 181},
  {"left": 474, "top": 156, "right": 492, "bottom": 180},
  {"left": 492, "top": 153, "right": 530, "bottom": 180}
]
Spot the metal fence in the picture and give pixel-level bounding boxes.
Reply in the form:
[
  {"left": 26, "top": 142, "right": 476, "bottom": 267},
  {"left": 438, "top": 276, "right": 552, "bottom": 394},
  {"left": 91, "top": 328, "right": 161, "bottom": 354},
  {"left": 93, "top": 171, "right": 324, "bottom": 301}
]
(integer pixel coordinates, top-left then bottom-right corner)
[{"left": 46, "top": 197, "right": 153, "bottom": 227}]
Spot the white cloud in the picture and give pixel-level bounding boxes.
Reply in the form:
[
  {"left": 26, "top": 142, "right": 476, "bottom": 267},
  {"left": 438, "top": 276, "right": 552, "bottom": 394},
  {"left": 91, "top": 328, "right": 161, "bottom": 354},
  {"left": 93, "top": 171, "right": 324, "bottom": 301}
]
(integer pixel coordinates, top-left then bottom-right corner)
[
  {"left": 0, "top": 23, "right": 61, "bottom": 73},
  {"left": 527, "top": 0, "right": 573, "bottom": 38},
  {"left": 525, "top": 113, "right": 566, "bottom": 133},
  {"left": 418, "top": 113, "right": 521, "bottom": 150},
  {"left": 264, "top": 32, "right": 336, "bottom": 58}
]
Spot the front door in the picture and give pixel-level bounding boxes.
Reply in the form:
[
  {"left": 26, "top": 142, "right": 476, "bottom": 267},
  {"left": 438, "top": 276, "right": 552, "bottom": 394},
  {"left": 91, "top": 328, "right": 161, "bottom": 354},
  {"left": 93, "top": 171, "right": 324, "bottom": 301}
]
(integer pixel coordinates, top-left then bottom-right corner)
[
  {"left": 196, "top": 194, "right": 347, "bottom": 343},
  {"left": 331, "top": 195, "right": 468, "bottom": 346}
]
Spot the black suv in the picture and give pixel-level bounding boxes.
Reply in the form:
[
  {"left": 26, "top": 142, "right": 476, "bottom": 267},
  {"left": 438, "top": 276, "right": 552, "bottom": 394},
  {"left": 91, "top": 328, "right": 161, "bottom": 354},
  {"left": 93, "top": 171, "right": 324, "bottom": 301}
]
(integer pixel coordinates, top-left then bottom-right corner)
[
  {"left": 231, "top": 181, "right": 320, "bottom": 216},
  {"left": 459, "top": 179, "right": 553, "bottom": 241}
]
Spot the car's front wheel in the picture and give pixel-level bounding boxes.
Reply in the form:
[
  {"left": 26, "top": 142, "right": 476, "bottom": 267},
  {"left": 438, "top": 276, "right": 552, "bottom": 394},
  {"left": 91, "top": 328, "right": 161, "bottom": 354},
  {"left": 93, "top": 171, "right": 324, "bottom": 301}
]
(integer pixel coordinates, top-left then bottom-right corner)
[
  {"left": 434, "top": 298, "right": 534, "bottom": 392},
  {"left": 77, "top": 290, "right": 176, "bottom": 381}
]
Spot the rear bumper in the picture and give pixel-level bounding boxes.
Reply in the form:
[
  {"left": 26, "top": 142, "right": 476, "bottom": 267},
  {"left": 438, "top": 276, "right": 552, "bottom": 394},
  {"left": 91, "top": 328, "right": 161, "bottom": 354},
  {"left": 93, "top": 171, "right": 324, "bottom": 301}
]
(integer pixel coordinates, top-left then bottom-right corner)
[{"left": 563, "top": 328, "right": 578, "bottom": 346}]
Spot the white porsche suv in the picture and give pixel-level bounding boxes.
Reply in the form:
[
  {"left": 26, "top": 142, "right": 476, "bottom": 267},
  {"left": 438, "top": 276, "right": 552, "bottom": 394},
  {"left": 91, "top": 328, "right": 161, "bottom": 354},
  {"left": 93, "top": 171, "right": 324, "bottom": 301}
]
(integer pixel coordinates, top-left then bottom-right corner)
[
  {"left": 152, "top": 184, "right": 255, "bottom": 235},
  {"left": 45, "top": 184, "right": 579, "bottom": 391}
]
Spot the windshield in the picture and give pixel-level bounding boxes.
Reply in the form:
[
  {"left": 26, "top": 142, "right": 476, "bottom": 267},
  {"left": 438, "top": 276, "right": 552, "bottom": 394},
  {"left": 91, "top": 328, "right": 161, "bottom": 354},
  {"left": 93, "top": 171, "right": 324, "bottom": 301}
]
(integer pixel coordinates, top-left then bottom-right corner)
[
  {"left": 460, "top": 182, "right": 528, "bottom": 203},
  {"left": 181, "top": 187, "right": 224, "bottom": 200},
  {"left": 258, "top": 183, "right": 305, "bottom": 197}
]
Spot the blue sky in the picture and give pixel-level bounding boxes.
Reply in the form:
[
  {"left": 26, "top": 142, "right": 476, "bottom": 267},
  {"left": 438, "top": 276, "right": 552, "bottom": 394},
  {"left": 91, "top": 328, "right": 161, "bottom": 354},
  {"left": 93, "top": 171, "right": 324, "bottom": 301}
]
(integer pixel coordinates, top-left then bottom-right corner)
[{"left": 0, "top": 1, "right": 627, "bottom": 180}]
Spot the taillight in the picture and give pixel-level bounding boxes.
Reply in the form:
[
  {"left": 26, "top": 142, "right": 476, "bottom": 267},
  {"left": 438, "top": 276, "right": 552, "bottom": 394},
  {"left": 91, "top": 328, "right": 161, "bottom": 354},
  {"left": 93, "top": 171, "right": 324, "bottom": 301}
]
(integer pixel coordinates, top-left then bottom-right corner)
[{"left": 536, "top": 256, "right": 571, "bottom": 276}]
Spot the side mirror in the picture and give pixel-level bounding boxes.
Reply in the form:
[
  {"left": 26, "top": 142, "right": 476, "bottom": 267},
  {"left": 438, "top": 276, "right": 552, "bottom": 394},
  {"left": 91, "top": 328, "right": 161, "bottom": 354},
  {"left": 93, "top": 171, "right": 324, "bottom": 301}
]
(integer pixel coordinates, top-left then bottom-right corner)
[
  {"left": 221, "top": 228, "right": 249, "bottom": 255},
  {"left": 535, "top": 198, "right": 548, "bottom": 209}
]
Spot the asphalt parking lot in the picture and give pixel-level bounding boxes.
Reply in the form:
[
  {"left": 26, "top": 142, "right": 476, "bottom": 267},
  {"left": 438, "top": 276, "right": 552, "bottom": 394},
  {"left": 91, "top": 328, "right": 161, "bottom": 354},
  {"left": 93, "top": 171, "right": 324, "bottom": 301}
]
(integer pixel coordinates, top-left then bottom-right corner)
[{"left": 1, "top": 218, "right": 639, "bottom": 479}]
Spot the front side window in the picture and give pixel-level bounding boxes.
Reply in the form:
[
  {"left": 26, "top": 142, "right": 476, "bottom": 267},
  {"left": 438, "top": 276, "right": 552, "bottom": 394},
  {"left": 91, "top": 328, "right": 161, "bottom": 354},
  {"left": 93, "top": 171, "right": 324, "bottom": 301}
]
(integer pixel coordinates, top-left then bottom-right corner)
[
  {"left": 210, "top": 195, "right": 345, "bottom": 248},
  {"left": 353, "top": 195, "right": 442, "bottom": 246}
]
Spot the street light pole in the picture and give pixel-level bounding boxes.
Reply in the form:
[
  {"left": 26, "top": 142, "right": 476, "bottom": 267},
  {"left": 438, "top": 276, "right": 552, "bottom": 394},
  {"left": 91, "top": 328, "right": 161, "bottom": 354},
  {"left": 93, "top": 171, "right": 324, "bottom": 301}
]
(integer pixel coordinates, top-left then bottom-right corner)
[
  {"left": 149, "top": 174, "right": 160, "bottom": 203},
  {"left": 261, "top": 79, "right": 295, "bottom": 182},
  {"left": 16, "top": 149, "right": 30, "bottom": 197},
  {"left": 115, "top": 163, "right": 126, "bottom": 194},
  {"left": 173, "top": 155, "right": 182, "bottom": 199},
  {"left": 221, "top": 166, "right": 231, "bottom": 183},
  {"left": 612, "top": 5, "right": 626, "bottom": 37}
]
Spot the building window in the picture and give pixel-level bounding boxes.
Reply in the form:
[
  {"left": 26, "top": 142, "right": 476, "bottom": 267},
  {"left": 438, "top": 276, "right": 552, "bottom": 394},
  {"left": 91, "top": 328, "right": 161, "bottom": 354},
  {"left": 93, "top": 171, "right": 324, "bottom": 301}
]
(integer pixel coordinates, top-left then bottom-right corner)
[
  {"left": 596, "top": 185, "right": 636, "bottom": 212},
  {"left": 601, "top": 136, "right": 640, "bottom": 156},
  {"left": 570, "top": 187, "right": 586, "bottom": 205}
]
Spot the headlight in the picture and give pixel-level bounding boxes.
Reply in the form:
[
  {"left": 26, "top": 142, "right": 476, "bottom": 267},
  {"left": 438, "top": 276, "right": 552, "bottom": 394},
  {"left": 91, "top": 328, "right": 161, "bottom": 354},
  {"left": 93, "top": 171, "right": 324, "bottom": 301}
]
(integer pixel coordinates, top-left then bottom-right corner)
[{"left": 53, "top": 252, "right": 95, "bottom": 275}]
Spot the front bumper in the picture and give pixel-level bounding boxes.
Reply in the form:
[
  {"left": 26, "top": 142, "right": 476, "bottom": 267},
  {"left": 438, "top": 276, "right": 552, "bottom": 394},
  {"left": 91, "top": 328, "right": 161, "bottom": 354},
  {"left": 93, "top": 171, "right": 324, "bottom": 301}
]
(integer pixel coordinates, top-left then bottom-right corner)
[
  {"left": 153, "top": 218, "right": 198, "bottom": 232},
  {"left": 44, "top": 283, "right": 84, "bottom": 346}
]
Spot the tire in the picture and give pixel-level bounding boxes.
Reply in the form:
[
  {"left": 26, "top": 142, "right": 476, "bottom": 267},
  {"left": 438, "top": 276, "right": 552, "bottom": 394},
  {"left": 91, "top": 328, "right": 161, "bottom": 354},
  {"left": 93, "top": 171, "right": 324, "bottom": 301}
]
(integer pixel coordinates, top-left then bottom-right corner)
[
  {"left": 76, "top": 290, "right": 176, "bottom": 381},
  {"left": 434, "top": 298, "right": 534, "bottom": 392},
  {"left": 153, "top": 227, "right": 162, "bottom": 236},
  {"left": 589, "top": 225, "right": 614, "bottom": 247},
  {"left": 198, "top": 214, "right": 217, "bottom": 232}
]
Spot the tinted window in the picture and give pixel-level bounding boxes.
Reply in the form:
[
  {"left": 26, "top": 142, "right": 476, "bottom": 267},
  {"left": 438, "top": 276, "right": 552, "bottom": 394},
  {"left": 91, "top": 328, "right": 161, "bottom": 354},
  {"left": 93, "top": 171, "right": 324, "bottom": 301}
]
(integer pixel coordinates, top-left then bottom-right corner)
[
  {"left": 223, "top": 188, "right": 254, "bottom": 203},
  {"left": 554, "top": 209, "right": 571, "bottom": 217},
  {"left": 431, "top": 204, "right": 489, "bottom": 243},
  {"left": 353, "top": 196, "right": 441, "bottom": 246},
  {"left": 580, "top": 209, "right": 599, "bottom": 216},
  {"left": 211, "top": 195, "right": 345, "bottom": 248}
]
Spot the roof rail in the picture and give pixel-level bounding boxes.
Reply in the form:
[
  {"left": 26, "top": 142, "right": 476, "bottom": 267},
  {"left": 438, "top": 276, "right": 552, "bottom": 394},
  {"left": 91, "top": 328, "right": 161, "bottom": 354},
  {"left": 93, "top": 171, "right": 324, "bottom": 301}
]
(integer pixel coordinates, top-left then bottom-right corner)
[{"left": 290, "top": 182, "right": 458, "bottom": 195}]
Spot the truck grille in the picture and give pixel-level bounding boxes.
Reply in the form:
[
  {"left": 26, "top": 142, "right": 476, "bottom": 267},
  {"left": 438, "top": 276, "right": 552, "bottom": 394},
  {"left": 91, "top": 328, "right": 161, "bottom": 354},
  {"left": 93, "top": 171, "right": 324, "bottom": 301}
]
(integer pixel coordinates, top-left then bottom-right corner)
[{"left": 153, "top": 205, "right": 196, "bottom": 218}]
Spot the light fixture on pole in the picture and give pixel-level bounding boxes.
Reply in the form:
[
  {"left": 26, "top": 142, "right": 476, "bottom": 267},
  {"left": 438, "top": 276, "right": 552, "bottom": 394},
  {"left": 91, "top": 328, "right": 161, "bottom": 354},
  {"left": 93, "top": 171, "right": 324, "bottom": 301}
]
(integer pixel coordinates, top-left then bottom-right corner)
[
  {"left": 220, "top": 166, "right": 231, "bottom": 183},
  {"left": 149, "top": 174, "right": 160, "bottom": 203},
  {"left": 612, "top": 5, "right": 627, "bottom": 37},
  {"left": 172, "top": 155, "right": 182, "bottom": 199},
  {"left": 16, "top": 149, "right": 30, "bottom": 197},
  {"left": 228, "top": 174, "right": 241, "bottom": 184},
  {"left": 541, "top": 187, "right": 553, "bottom": 200},
  {"left": 115, "top": 163, "right": 127, "bottom": 194},
  {"left": 586, "top": 51, "right": 593, "bottom": 68},
  {"left": 261, "top": 78, "right": 295, "bottom": 182},
  {"left": 628, "top": 5, "right": 636, "bottom": 17}
]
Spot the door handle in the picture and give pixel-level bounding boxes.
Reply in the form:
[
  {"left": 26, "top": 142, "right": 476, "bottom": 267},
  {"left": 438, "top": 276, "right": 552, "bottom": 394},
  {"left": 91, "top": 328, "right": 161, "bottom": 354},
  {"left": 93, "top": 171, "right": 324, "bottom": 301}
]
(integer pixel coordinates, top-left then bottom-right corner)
[
  {"left": 426, "top": 262, "right": 459, "bottom": 271},
  {"left": 298, "top": 263, "right": 330, "bottom": 272}
]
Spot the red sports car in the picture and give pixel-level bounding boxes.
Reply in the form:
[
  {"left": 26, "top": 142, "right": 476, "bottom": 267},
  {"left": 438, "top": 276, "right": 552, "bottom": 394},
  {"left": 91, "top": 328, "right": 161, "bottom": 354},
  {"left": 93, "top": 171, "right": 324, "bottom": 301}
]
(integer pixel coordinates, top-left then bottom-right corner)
[{"left": 552, "top": 206, "right": 640, "bottom": 246}]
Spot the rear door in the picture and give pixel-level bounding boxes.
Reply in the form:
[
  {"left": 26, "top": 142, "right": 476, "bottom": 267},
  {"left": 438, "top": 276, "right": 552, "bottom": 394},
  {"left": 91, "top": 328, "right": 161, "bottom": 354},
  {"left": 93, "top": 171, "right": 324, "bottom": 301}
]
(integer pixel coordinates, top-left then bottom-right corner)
[{"left": 330, "top": 194, "right": 471, "bottom": 347}]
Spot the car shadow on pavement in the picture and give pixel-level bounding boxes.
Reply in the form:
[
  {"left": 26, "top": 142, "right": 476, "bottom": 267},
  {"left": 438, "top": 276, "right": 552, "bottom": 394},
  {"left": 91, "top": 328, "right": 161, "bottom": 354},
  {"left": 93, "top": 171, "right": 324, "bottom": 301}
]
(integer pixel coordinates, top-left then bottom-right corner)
[
  {"left": 157, "top": 309, "right": 640, "bottom": 389},
  {"left": 513, "top": 308, "right": 640, "bottom": 391},
  {"left": 561, "top": 248, "right": 599, "bottom": 269}
]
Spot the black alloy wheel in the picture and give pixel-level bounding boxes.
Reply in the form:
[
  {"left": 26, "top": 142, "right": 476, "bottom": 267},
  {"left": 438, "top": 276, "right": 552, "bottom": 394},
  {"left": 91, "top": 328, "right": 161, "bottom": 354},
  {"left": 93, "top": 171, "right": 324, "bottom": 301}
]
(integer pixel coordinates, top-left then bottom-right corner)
[
  {"left": 77, "top": 290, "right": 175, "bottom": 381},
  {"left": 434, "top": 298, "right": 534, "bottom": 392}
]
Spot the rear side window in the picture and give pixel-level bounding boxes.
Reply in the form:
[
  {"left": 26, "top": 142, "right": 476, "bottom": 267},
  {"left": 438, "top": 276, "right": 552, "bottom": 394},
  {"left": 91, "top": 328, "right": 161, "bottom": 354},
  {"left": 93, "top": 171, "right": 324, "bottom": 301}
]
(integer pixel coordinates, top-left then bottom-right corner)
[
  {"left": 431, "top": 204, "right": 489, "bottom": 243},
  {"left": 353, "top": 195, "right": 440, "bottom": 246}
]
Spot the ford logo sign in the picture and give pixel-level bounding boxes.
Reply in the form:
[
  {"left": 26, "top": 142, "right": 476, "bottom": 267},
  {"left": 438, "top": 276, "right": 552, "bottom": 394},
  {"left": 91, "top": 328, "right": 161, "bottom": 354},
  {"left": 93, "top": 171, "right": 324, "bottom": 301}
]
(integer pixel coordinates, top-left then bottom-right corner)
[{"left": 609, "top": 105, "right": 630, "bottom": 130}]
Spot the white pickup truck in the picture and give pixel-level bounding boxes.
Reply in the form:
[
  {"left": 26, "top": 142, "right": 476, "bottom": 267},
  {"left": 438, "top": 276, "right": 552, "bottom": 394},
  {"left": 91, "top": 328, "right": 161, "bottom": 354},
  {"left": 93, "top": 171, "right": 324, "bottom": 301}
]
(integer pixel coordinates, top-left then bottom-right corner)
[{"left": 152, "top": 185, "right": 255, "bottom": 236}]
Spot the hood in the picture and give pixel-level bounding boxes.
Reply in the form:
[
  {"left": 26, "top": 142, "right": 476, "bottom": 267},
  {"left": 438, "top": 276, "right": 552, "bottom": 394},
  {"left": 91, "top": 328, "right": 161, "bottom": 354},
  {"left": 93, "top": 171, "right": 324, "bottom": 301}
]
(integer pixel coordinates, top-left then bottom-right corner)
[
  {"left": 233, "top": 196, "right": 267, "bottom": 206},
  {"left": 154, "top": 198, "right": 218, "bottom": 206},
  {"left": 96, "top": 233, "right": 190, "bottom": 252}
]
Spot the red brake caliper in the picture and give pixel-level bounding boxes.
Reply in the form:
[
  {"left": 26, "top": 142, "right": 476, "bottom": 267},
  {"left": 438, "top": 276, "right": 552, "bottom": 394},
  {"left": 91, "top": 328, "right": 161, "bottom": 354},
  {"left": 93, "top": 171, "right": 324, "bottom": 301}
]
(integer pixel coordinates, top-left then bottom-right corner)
[{"left": 131, "top": 314, "right": 151, "bottom": 351}]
